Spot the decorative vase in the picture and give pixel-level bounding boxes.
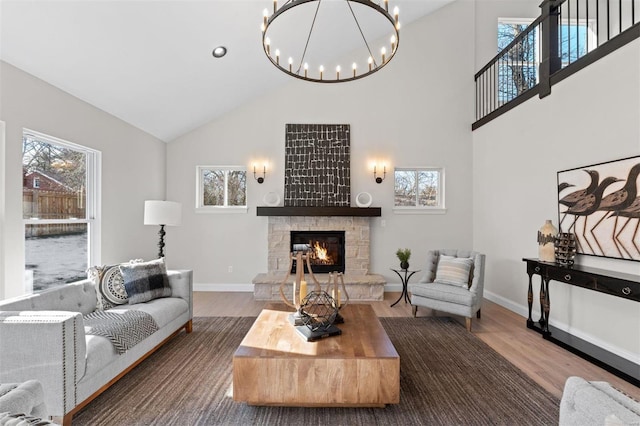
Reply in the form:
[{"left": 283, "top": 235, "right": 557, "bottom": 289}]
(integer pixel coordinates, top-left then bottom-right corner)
[
  {"left": 400, "top": 261, "right": 409, "bottom": 270},
  {"left": 554, "top": 233, "right": 576, "bottom": 266},
  {"left": 537, "top": 220, "right": 558, "bottom": 262}
]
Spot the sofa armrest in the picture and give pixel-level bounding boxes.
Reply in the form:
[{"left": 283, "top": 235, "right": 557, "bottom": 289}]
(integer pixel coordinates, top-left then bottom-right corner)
[
  {"left": 0, "top": 311, "right": 86, "bottom": 417},
  {"left": 167, "top": 270, "right": 193, "bottom": 320}
]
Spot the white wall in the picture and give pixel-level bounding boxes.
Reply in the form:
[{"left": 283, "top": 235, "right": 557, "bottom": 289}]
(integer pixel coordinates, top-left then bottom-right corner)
[
  {"left": 166, "top": 1, "right": 476, "bottom": 288},
  {"left": 0, "top": 61, "right": 167, "bottom": 299},
  {"left": 472, "top": 10, "right": 640, "bottom": 366}
]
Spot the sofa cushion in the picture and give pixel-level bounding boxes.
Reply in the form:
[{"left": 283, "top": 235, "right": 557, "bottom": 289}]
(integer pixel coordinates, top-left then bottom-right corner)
[
  {"left": 410, "top": 282, "right": 477, "bottom": 306},
  {"left": 434, "top": 255, "right": 473, "bottom": 288},
  {"left": 120, "top": 259, "right": 171, "bottom": 305},
  {"left": 559, "top": 376, "right": 640, "bottom": 426}
]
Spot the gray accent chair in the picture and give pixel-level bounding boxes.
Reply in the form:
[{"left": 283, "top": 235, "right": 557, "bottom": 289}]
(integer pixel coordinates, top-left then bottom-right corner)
[{"left": 409, "top": 249, "right": 485, "bottom": 331}]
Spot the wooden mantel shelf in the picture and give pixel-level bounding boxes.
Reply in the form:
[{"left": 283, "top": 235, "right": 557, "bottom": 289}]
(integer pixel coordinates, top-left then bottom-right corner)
[{"left": 256, "top": 206, "right": 381, "bottom": 217}]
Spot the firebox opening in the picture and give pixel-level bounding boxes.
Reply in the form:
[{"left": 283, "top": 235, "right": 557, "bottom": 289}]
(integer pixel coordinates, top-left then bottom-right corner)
[{"left": 290, "top": 231, "right": 345, "bottom": 274}]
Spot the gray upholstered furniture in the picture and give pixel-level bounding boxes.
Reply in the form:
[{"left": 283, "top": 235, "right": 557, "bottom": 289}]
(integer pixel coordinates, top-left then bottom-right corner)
[
  {"left": 0, "top": 270, "right": 192, "bottom": 426},
  {"left": 409, "top": 249, "right": 485, "bottom": 331},
  {"left": 559, "top": 376, "right": 640, "bottom": 425},
  {"left": 0, "top": 380, "right": 48, "bottom": 418}
]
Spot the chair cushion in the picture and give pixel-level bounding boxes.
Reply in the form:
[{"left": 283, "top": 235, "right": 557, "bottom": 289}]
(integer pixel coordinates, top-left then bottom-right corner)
[
  {"left": 120, "top": 258, "right": 172, "bottom": 304},
  {"left": 434, "top": 255, "right": 473, "bottom": 288},
  {"left": 410, "top": 283, "right": 477, "bottom": 306}
]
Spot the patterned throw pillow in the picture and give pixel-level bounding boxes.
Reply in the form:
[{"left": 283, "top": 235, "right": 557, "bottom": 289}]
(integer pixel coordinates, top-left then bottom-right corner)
[
  {"left": 120, "top": 258, "right": 172, "bottom": 305},
  {"left": 434, "top": 255, "right": 474, "bottom": 288},
  {"left": 88, "top": 264, "right": 129, "bottom": 310}
]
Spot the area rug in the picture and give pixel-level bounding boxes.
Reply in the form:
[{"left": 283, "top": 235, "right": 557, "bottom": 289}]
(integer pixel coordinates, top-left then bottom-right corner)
[{"left": 73, "top": 316, "right": 559, "bottom": 425}]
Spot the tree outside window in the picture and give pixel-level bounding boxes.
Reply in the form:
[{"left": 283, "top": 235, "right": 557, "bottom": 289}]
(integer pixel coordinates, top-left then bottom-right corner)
[
  {"left": 197, "top": 166, "right": 247, "bottom": 210},
  {"left": 497, "top": 18, "right": 595, "bottom": 105},
  {"left": 22, "top": 130, "right": 100, "bottom": 292},
  {"left": 394, "top": 168, "right": 444, "bottom": 210}
]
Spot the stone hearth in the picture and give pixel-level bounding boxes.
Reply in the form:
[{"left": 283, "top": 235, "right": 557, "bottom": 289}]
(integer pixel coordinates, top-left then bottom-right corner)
[{"left": 252, "top": 215, "right": 385, "bottom": 301}]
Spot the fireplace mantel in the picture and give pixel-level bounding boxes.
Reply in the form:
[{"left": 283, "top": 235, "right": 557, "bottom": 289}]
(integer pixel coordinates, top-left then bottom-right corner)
[{"left": 257, "top": 206, "right": 381, "bottom": 217}]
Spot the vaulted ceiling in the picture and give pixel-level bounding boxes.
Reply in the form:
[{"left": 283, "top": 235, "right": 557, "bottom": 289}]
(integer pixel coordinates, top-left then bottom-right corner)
[{"left": 1, "top": 0, "right": 453, "bottom": 142}]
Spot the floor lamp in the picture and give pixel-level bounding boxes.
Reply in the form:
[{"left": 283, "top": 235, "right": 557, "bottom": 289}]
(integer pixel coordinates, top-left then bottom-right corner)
[{"left": 144, "top": 200, "right": 182, "bottom": 258}]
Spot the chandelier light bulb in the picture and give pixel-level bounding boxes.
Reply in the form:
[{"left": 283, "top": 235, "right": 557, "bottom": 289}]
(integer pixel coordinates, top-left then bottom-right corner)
[
  {"left": 304, "top": 62, "right": 309, "bottom": 77},
  {"left": 368, "top": 56, "right": 373, "bottom": 71},
  {"left": 391, "top": 34, "right": 397, "bottom": 52},
  {"left": 352, "top": 62, "right": 357, "bottom": 77},
  {"left": 394, "top": 6, "right": 399, "bottom": 24},
  {"left": 381, "top": 47, "right": 387, "bottom": 63},
  {"left": 336, "top": 65, "right": 341, "bottom": 80},
  {"left": 288, "top": 57, "right": 293, "bottom": 72},
  {"left": 319, "top": 65, "right": 324, "bottom": 80},
  {"left": 275, "top": 49, "right": 280, "bottom": 64},
  {"left": 261, "top": 23, "right": 266, "bottom": 32},
  {"left": 384, "top": 0, "right": 389, "bottom": 12},
  {"left": 263, "top": 8, "right": 269, "bottom": 26},
  {"left": 273, "top": 0, "right": 277, "bottom": 13}
]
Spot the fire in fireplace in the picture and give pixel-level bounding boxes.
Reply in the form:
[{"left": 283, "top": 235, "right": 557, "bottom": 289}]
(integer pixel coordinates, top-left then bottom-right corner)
[{"left": 290, "top": 231, "right": 345, "bottom": 274}]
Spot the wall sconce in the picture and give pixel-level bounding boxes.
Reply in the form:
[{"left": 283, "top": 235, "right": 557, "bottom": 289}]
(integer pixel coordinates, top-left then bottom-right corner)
[
  {"left": 253, "top": 163, "right": 266, "bottom": 184},
  {"left": 374, "top": 164, "right": 386, "bottom": 184}
]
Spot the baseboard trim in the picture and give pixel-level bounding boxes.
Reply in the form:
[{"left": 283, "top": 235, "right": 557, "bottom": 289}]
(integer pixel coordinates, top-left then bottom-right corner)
[
  {"left": 194, "top": 283, "right": 254, "bottom": 292},
  {"left": 483, "top": 290, "right": 640, "bottom": 365}
]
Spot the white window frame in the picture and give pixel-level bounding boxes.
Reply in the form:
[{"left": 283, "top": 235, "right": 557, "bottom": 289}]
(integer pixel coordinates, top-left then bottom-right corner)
[
  {"left": 195, "top": 165, "right": 248, "bottom": 213},
  {"left": 22, "top": 129, "right": 101, "bottom": 292},
  {"left": 393, "top": 167, "right": 446, "bottom": 215},
  {"left": 33, "top": 177, "right": 40, "bottom": 188}
]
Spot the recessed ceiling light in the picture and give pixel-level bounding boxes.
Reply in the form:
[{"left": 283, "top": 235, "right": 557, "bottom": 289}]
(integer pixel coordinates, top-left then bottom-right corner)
[{"left": 212, "top": 46, "right": 227, "bottom": 58}]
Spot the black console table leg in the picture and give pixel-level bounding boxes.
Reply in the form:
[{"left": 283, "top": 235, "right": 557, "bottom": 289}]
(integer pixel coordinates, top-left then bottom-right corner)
[{"left": 527, "top": 273, "right": 534, "bottom": 327}]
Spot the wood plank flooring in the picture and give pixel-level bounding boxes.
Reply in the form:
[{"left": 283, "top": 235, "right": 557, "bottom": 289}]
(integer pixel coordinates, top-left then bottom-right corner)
[{"left": 193, "top": 291, "right": 639, "bottom": 400}]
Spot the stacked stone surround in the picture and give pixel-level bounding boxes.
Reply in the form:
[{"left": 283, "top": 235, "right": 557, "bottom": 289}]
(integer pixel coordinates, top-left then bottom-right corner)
[{"left": 253, "top": 215, "right": 385, "bottom": 301}]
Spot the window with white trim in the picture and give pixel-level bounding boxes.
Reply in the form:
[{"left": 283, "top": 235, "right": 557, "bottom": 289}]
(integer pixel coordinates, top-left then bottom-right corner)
[
  {"left": 22, "top": 130, "right": 101, "bottom": 293},
  {"left": 394, "top": 167, "right": 445, "bottom": 212},
  {"left": 196, "top": 166, "right": 247, "bottom": 212}
]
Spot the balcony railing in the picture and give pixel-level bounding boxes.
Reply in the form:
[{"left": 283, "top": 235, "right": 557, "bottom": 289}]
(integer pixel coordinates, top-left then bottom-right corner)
[{"left": 473, "top": 0, "right": 640, "bottom": 129}]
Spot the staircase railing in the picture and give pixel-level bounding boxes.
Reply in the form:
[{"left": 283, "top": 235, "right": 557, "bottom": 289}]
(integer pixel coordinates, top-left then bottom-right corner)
[{"left": 473, "top": 0, "right": 640, "bottom": 130}]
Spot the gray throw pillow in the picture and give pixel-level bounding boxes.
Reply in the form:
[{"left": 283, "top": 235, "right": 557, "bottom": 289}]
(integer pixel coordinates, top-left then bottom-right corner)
[
  {"left": 434, "top": 255, "right": 474, "bottom": 288},
  {"left": 120, "top": 258, "right": 172, "bottom": 304}
]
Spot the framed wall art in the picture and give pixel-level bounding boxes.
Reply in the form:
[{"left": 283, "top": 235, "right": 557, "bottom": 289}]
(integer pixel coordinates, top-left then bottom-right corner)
[{"left": 557, "top": 155, "right": 640, "bottom": 261}]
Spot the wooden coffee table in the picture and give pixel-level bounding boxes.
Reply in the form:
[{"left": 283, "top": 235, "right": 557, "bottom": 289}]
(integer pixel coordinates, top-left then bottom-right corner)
[{"left": 233, "top": 304, "right": 400, "bottom": 407}]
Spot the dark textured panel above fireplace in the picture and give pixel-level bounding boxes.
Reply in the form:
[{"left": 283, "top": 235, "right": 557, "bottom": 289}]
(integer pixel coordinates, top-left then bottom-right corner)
[
  {"left": 257, "top": 206, "right": 381, "bottom": 216},
  {"left": 284, "top": 124, "right": 350, "bottom": 207}
]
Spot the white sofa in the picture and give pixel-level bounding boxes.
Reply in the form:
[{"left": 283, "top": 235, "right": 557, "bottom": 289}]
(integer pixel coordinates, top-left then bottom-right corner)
[
  {"left": 0, "top": 270, "right": 192, "bottom": 425},
  {"left": 559, "top": 376, "right": 640, "bottom": 425}
]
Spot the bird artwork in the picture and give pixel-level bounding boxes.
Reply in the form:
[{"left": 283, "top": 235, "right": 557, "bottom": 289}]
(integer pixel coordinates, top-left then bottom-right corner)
[
  {"left": 558, "top": 156, "right": 640, "bottom": 261},
  {"left": 564, "top": 177, "right": 622, "bottom": 255},
  {"left": 607, "top": 196, "right": 640, "bottom": 257},
  {"left": 589, "top": 163, "right": 640, "bottom": 256}
]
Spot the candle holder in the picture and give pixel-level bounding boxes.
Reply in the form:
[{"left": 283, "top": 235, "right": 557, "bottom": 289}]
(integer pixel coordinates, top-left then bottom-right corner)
[
  {"left": 325, "top": 272, "right": 349, "bottom": 323},
  {"left": 279, "top": 251, "right": 323, "bottom": 325}
]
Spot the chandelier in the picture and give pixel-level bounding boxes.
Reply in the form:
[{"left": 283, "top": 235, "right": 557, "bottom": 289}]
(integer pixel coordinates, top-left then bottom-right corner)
[{"left": 261, "top": 0, "right": 400, "bottom": 83}]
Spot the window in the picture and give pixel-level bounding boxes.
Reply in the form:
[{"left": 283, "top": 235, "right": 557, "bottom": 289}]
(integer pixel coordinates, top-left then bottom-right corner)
[
  {"left": 22, "top": 130, "right": 100, "bottom": 293},
  {"left": 394, "top": 168, "right": 445, "bottom": 213},
  {"left": 497, "top": 18, "right": 596, "bottom": 104},
  {"left": 196, "top": 166, "right": 247, "bottom": 212}
]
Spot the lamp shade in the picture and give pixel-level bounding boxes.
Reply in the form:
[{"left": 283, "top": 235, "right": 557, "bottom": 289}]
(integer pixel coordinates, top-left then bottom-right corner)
[{"left": 144, "top": 200, "right": 182, "bottom": 226}]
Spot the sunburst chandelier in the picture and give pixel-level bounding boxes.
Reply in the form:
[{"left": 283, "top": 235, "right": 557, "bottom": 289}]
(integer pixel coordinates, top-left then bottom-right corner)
[{"left": 261, "top": 0, "right": 400, "bottom": 83}]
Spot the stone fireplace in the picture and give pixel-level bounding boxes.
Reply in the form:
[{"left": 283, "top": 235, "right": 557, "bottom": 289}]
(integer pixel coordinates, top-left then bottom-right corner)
[
  {"left": 252, "top": 123, "right": 385, "bottom": 300},
  {"left": 252, "top": 213, "right": 385, "bottom": 300}
]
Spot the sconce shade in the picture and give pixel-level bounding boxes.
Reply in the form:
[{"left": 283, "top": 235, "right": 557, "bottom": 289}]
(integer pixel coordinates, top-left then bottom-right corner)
[{"left": 144, "top": 201, "right": 182, "bottom": 226}]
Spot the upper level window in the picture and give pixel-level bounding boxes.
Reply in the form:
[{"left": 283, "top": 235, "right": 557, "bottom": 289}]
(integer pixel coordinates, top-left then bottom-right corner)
[
  {"left": 497, "top": 18, "right": 596, "bottom": 104},
  {"left": 196, "top": 166, "right": 247, "bottom": 212},
  {"left": 22, "top": 130, "right": 101, "bottom": 293},
  {"left": 394, "top": 168, "right": 445, "bottom": 213}
]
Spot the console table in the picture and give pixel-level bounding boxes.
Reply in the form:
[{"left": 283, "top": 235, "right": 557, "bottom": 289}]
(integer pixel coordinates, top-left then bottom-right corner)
[{"left": 523, "top": 258, "right": 639, "bottom": 386}]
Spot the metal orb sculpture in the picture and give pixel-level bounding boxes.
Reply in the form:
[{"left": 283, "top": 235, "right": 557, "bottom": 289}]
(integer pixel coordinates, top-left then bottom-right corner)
[{"left": 300, "top": 290, "right": 338, "bottom": 332}]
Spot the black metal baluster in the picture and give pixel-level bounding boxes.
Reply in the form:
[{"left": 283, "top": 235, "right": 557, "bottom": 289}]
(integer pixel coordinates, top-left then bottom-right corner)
[
  {"left": 576, "top": 0, "right": 580, "bottom": 62},
  {"left": 596, "top": 0, "right": 600, "bottom": 46},
  {"left": 568, "top": 0, "right": 572, "bottom": 65},
  {"left": 586, "top": 0, "right": 589, "bottom": 52},
  {"left": 619, "top": 0, "right": 623, "bottom": 34},
  {"left": 607, "top": 0, "right": 611, "bottom": 40}
]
